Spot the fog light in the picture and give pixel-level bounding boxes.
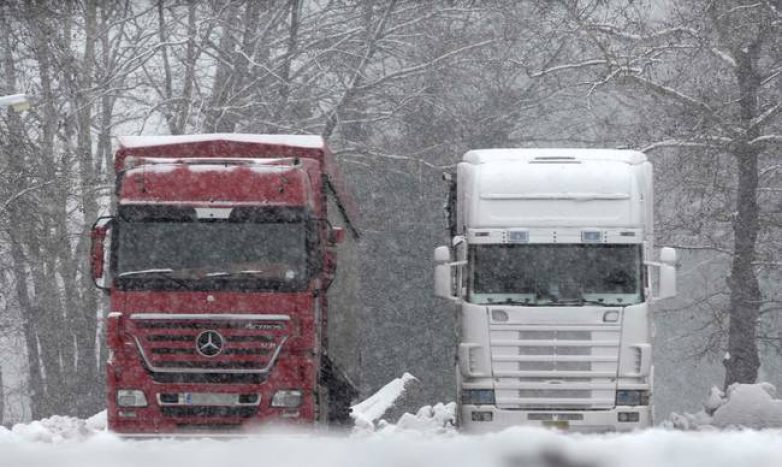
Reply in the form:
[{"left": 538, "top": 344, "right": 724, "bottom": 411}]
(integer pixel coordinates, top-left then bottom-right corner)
[
  {"left": 117, "top": 389, "right": 148, "bottom": 408},
  {"left": 618, "top": 412, "right": 640, "bottom": 423},
  {"left": 462, "top": 389, "right": 496, "bottom": 405},
  {"left": 239, "top": 394, "right": 260, "bottom": 405},
  {"left": 271, "top": 390, "right": 302, "bottom": 408},
  {"left": 471, "top": 411, "right": 494, "bottom": 422}
]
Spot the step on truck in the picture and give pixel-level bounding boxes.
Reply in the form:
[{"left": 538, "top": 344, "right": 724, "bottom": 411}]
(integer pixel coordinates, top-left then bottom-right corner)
[
  {"left": 90, "top": 134, "right": 359, "bottom": 435},
  {"left": 434, "top": 149, "right": 677, "bottom": 432}
]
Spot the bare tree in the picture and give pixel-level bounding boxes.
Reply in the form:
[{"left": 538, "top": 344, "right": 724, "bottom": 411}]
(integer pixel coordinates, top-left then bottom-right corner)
[{"left": 540, "top": 0, "right": 782, "bottom": 387}]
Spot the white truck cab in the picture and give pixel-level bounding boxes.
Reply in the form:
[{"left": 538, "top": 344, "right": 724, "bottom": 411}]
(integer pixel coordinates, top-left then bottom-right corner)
[{"left": 435, "top": 149, "right": 676, "bottom": 433}]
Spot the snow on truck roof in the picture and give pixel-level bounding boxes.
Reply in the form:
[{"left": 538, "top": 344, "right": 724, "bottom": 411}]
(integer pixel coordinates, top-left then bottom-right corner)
[
  {"left": 117, "top": 133, "right": 325, "bottom": 149},
  {"left": 463, "top": 148, "right": 647, "bottom": 164}
]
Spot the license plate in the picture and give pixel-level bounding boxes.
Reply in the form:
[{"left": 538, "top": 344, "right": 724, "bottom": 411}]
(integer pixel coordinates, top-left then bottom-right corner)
[
  {"left": 543, "top": 420, "right": 570, "bottom": 430},
  {"left": 182, "top": 393, "right": 238, "bottom": 406}
]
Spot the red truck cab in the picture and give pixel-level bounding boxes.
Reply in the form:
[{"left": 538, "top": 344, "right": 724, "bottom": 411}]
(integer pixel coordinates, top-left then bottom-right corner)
[{"left": 90, "top": 134, "right": 359, "bottom": 435}]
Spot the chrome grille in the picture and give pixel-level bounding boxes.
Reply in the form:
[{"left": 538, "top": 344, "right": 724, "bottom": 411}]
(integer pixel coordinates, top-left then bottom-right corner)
[
  {"left": 129, "top": 313, "right": 289, "bottom": 377},
  {"left": 490, "top": 324, "right": 620, "bottom": 409}
]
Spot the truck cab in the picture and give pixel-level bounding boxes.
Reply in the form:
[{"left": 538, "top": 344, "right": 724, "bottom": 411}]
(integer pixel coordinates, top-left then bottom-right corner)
[
  {"left": 91, "top": 134, "right": 359, "bottom": 435},
  {"left": 435, "top": 149, "right": 676, "bottom": 432}
]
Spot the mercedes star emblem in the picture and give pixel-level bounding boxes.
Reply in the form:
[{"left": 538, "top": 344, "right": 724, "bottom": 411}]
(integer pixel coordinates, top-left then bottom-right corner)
[{"left": 196, "top": 330, "right": 224, "bottom": 357}]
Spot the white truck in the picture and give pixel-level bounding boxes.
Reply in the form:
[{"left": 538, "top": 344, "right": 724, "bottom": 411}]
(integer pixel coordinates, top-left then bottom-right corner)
[{"left": 434, "top": 149, "right": 677, "bottom": 432}]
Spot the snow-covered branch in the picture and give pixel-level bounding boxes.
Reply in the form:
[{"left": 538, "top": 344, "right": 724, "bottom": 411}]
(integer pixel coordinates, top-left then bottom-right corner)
[
  {"left": 0, "top": 180, "right": 55, "bottom": 214},
  {"left": 749, "top": 104, "right": 782, "bottom": 131},
  {"left": 641, "top": 138, "right": 731, "bottom": 153},
  {"left": 356, "top": 39, "right": 494, "bottom": 91},
  {"left": 586, "top": 23, "right": 698, "bottom": 42},
  {"left": 710, "top": 48, "right": 737, "bottom": 68},
  {"left": 750, "top": 135, "right": 782, "bottom": 146},
  {"left": 528, "top": 58, "right": 608, "bottom": 78},
  {"left": 623, "top": 75, "right": 714, "bottom": 114}
]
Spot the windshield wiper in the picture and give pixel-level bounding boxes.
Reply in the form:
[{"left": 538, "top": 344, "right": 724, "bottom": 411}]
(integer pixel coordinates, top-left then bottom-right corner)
[
  {"left": 547, "top": 298, "right": 618, "bottom": 307},
  {"left": 485, "top": 299, "right": 536, "bottom": 306},
  {"left": 118, "top": 268, "right": 175, "bottom": 277},
  {"left": 117, "top": 268, "right": 193, "bottom": 289}
]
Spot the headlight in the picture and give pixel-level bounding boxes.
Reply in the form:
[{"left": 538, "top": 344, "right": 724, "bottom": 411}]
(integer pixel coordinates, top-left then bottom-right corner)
[
  {"left": 616, "top": 390, "right": 649, "bottom": 406},
  {"left": 462, "top": 389, "right": 495, "bottom": 405},
  {"left": 117, "top": 389, "right": 148, "bottom": 407},
  {"left": 271, "top": 390, "right": 302, "bottom": 408}
]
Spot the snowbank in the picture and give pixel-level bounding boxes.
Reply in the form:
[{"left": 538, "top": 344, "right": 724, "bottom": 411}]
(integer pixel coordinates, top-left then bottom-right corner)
[
  {"left": 668, "top": 383, "right": 782, "bottom": 430},
  {"left": 350, "top": 372, "right": 417, "bottom": 431},
  {"left": 349, "top": 372, "right": 455, "bottom": 434},
  {"left": 2, "top": 423, "right": 782, "bottom": 467},
  {"left": 6, "top": 381, "right": 782, "bottom": 467}
]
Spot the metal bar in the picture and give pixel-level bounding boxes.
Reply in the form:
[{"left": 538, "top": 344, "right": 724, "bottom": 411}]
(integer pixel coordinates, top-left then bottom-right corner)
[
  {"left": 133, "top": 336, "right": 287, "bottom": 374},
  {"left": 489, "top": 325, "right": 620, "bottom": 331},
  {"left": 494, "top": 382, "right": 617, "bottom": 390},
  {"left": 496, "top": 398, "right": 615, "bottom": 405},
  {"left": 491, "top": 340, "right": 618, "bottom": 347},
  {"left": 493, "top": 370, "right": 617, "bottom": 378},
  {"left": 492, "top": 355, "right": 618, "bottom": 363}
]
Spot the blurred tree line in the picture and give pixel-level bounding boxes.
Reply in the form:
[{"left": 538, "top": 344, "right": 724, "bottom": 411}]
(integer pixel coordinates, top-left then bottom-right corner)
[{"left": 0, "top": 0, "right": 780, "bottom": 423}]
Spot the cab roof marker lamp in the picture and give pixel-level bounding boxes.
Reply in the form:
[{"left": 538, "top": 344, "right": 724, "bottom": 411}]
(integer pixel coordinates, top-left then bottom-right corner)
[
  {"left": 581, "top": 230, "right": 603, "bottom": 243},
  {"left": 507, "top": 230, "right": 529, "bottom": 244}
]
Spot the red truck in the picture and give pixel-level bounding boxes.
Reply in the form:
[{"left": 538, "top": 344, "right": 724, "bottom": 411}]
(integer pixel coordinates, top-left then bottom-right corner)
[{"left": 90, "top": 134, "right": 359, "bottom": 435}]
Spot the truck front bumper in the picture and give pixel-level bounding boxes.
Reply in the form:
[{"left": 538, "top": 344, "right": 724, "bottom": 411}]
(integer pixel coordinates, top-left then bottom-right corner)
[{"left": 460, "top": 405, "right": 651, "bottom": 433}]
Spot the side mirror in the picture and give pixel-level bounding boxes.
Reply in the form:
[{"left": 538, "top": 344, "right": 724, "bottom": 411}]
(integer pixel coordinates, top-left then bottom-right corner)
[
  {"left": 434, "top": 246, "right": 457, "bottom": 300},
  {"left": 657, "top": 247, "right": 677, "bottom": 299},
  {"left": 90, "top": 217, "right": 114, "bottom": 290},
  {"left": 329, "top": 226, "right": 346, "bottom": 245}
]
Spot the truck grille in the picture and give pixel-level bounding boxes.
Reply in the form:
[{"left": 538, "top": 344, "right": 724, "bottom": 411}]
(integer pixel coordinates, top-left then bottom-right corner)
[
  {"left": 161, "top": 406, "right": 258, "bottom": 418},
  {"left": 490, "top": 324, "right": 620, "bottom": 409},
  {"left": 129, "top": 313, "right": 289, "bottom": 381}
]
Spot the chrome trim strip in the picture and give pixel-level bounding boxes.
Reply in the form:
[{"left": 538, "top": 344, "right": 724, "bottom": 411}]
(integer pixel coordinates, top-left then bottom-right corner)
[
  {"left": 133, "top": 335, "right": 288, "bottom": 374},
  {"left": 129, "top": 313, "right": 290, "bottom": 321}
]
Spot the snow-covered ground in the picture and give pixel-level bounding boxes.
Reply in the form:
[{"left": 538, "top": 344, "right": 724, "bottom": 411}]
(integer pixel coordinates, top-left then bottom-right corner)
[
  {"left": 4, "top": 379, "right": 782, "bottom": 467},
  {"left": 4, "top": 421, "right": 782, "bottom": 467}
]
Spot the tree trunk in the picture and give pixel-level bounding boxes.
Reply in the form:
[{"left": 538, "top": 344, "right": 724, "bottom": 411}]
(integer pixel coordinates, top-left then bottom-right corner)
[{"left": 723, "top": 43, "right": 762, "bottom": 388}]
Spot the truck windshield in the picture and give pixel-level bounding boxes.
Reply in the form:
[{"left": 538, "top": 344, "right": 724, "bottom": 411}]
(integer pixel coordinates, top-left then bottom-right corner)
[
  {"left": 469, "top": 244, "right": 643, "bottom": 306},
  {"left": 114, "top": 206, "right": 315, "bottom": 291}
]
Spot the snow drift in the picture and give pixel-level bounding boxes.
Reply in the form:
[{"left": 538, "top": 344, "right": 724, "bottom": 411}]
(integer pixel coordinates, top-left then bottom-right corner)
[
  {"left": 4, "top": 380, "right": 782, "bottom": 467},
  {"left": 668, "top": 382, "right": 782, "bottom": 430}
]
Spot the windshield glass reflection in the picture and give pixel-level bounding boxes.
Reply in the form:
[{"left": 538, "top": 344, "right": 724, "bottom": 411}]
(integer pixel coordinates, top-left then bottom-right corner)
[{"left": 469, "top": 244, "right": 643, "bottom": 306}]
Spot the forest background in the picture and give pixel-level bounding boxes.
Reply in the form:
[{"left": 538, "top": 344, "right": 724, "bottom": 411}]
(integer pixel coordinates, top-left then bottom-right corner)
[{"left": 1, "top": 0, "right": 781, "bottom": 424}]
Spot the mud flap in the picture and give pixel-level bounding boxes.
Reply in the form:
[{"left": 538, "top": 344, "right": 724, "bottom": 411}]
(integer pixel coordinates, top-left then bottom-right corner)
[{"left": 320, "top": 355, "right": 359, "bottom": 425}]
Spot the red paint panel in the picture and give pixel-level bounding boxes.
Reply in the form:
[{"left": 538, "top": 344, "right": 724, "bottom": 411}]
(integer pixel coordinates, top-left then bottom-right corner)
[{"left": 119, "top": 165, "right": 310, "bottom": 205}]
